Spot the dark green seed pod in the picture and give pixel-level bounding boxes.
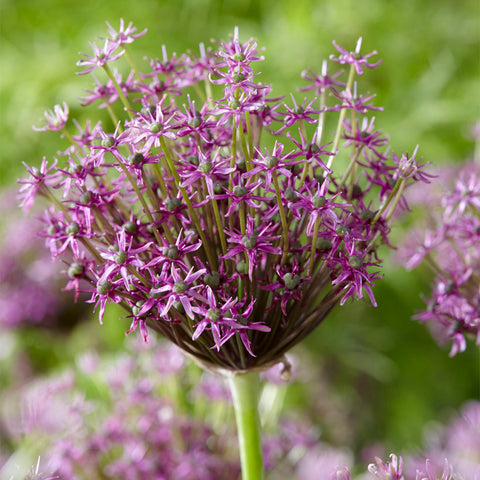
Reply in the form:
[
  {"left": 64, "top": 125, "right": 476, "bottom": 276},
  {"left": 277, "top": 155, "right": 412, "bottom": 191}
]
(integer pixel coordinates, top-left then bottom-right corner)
[
  {"left": 97, "top": 280, "right": 112, "bottom": 295},
  {"left": 348, "top": 255, "right": 363, "bottom": 269},
  {"left": 164, "top": 245, "right": 178, "bottom": 260},
  {"left": 188, "top": 114, "right": 202, "bottom": 128},
  {"left": 284, "top": 186, "right": 297, "bottom": 201},
  {"left": 313, "top": 195, "right": 326, "bottom": 208},
  {"left": 316, "top": 238, "right": 332, "bottom": 250},
  {"left": 233, "top": 186, "right": 248, "bottom": 197},
  {"left": 204, "top": 271, "right": 220, "bottom": 288},
  {"left": 335, "top": 224, "right": 349, "bottom": 236},
  {"left": 307, "top": 142, "right": 320, "bottom": 154},
  {"left": 360, "top": 209, "right": 375, "bottom": 222},
  {"left": 123, "top": 221, "right": 137, "bottom": 234},
  {"left": 68, "top": 262, "right": 83, "bottom": 278},
  {"left": 165, "top": 197, "right": 181, "bottom": 211},
  {"left": 66, "top": 222, "right": 80, "bottom": 236},
  {"left": 173, "top": 280, "right": 188, "bottom": 294},
  {"left": 129, "top": 153, "right": 144, "bottom": 165}
]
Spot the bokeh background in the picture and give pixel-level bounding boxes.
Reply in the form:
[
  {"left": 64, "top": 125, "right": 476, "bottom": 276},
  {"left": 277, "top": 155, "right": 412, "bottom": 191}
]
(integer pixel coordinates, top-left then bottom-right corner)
[{"left": 1, "top": 0, "right": 479, "bottom": 467}]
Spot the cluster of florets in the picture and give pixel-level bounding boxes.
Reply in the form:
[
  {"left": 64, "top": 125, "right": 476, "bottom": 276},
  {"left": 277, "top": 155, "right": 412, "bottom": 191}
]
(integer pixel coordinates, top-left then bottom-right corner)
[
  {"left": 20, "top": 20, "right": 430, "bottom": 371},
  {"left": 401, "top": 161, "right": 480, "bottom": 356}
]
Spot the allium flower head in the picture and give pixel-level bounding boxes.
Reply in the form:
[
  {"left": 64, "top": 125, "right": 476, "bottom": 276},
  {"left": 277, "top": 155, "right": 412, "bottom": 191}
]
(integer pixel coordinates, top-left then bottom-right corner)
[{"left": 20, "top": 22, "right": 427, "bottom": 373}]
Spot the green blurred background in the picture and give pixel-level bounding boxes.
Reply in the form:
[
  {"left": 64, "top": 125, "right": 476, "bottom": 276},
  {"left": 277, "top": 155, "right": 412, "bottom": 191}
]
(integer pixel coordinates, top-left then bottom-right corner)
[{"left": 1, "top": 0, "right": 479, "bottom": 461}]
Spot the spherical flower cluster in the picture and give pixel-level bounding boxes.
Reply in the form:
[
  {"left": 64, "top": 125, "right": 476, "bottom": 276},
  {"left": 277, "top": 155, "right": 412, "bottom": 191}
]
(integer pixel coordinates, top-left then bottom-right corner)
[
  {"left": 20, "top": 21, "right": 430, "bottom": 372},
  {"left": 401, "top": 161, "right": 480, "bottom": 356}
]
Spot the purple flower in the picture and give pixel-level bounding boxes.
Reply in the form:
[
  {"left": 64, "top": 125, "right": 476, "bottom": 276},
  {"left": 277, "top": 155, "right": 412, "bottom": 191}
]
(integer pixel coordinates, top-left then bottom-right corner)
[
  {"left": 330, "top": 38, "right": 382, "bottom": 75},
  {"left": 33, "top": 102, "right": 69, "bottom": 132},
  {"left": 21, "top": 24, "right": 425, "bottom": 372}
]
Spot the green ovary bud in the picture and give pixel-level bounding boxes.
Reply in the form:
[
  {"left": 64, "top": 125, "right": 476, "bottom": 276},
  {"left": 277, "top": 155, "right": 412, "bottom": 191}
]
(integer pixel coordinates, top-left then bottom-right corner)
[
  {"left": 335, "top": 224, "right": 349, "bottom": 236},
  {"left": 204, "top": 271, "right": 220, "bottom": 288},
  {"left": 149, "top": 122, "right": 162, "bottom": 133},
  {"left": 188, "top": 114, "right": 202, "bottom": 128},
  {"left": 313, "top": 195, "right": 326, "bottom": 208},
  {"left": 129, "top": 153, "right": 144, "bottom": 165},
  {"left": 242, "top": 234, "right": 257, "bottom": 249},
  {"left": 228, "top": 99, "right": 240, "bottom": 110},
  {"left": 360, "top": 209, "right": 375, "bottom": 222},
  {"left": 164, "top": 245, "right": 178, "bottom": 260},
  {"left": 199, "top": 161, "right": 212, "bottom": 173},
  {"left": 233, "top": 185, "right": 248, "bottom": 197},
  {"left": 236, "top": 261, "right": 248, "bottom": 274},
  {"left": 114, "top": 251, "right": 127, "bottom": 265},
  {"left": 283, "top": 272, "right": 300, "bottom": 290},
  {"left": 316, "top": 238, "right": 332, "bottom": 250},
  {"left": 173, "top": 280, "right": 188, "bottom": 294},
  {"left": 264, "top": 156, "right": 278, "bottom": 169},
  {"left": 101, "top": 136, "right": 115, "bottom": 148},
  {"left": 80, "top": 190, "right": 92, "bottom": 204},
  {"left": 68, "top": 262, "right": 83, "bottom": 278},
  {"left": 207, "top": 308, "right": 221, "bottom": 322},
  {"left": 132, "top": 300, "right": 146, "bottom": 316},
  {"left": 66, "top": 222, "right": 80, "bottom": 236},
  {"left": 348, "top": 255, "right": 363, "bottom": 269},
  {"left": 123, "top": 221, "right": 137, "bottom": 234},
  {"left": 232, "top": 52, "right": 245, "bottom": 62},
  {"left": 232, "top": 72, "right": 245, "bottom": 83},
  {"left": 165, "top": 198, "right": 181, "bottom": 211},
  {"left": 97, "top": 280, "right": 112, "bottom": 295},
  {"left": 284, "top": 186, "right": 297, "bottom": 201}
]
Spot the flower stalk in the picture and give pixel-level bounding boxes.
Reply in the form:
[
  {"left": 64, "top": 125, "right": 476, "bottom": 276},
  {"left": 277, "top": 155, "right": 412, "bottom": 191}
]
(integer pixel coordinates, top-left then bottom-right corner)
[{"left": 228, "top": 371, "right": 264, "bottom": 480}]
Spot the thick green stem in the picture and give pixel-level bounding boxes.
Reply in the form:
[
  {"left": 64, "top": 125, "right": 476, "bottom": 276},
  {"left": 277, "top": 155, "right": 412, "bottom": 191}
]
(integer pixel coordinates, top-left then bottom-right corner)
[{"left": 228, "top": 372, "right": 264, "bottom": 480}]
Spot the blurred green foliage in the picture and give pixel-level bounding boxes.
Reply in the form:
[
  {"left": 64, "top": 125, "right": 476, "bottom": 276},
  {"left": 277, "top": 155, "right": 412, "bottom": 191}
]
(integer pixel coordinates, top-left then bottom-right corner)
[{"left": 0, "top": 0, "right": 478, "bottom": 461}]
